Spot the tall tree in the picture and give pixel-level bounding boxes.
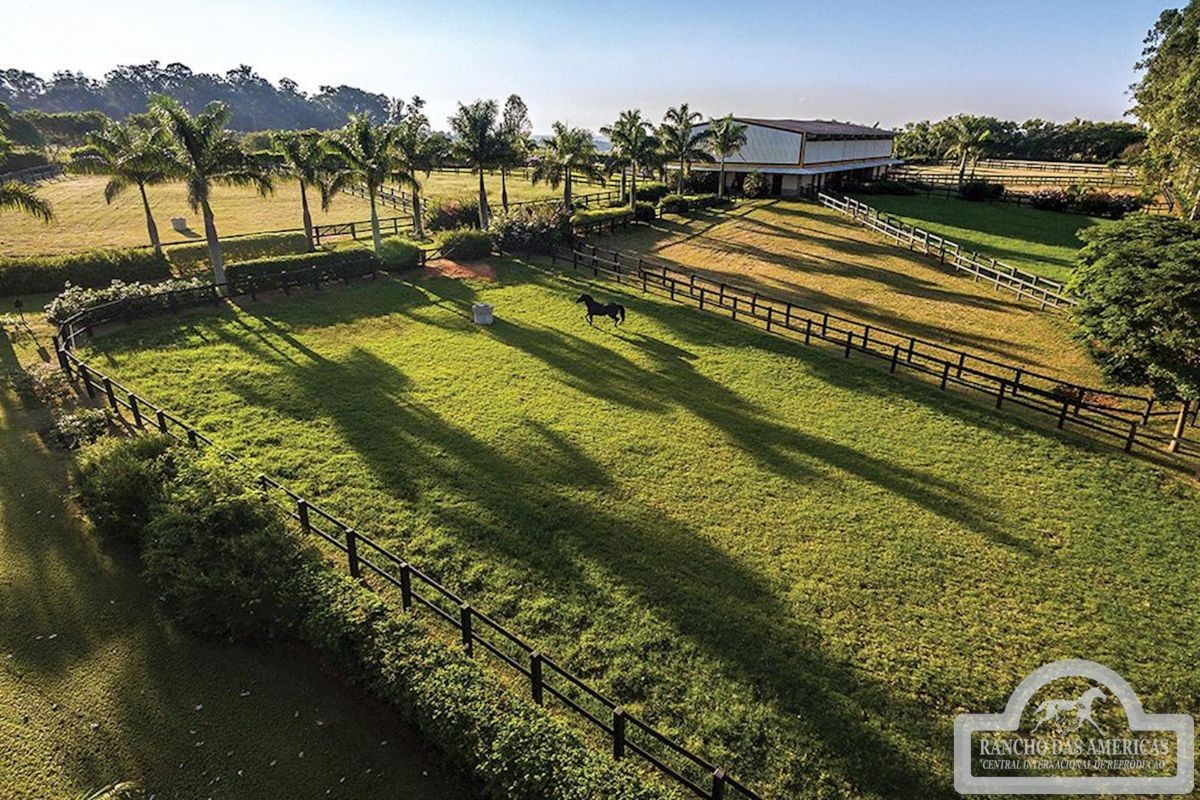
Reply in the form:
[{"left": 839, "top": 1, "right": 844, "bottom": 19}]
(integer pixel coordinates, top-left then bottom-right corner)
[
  {"left": 0, "top": 181, "right": 53, "bottom": 222},
  {"left": 391, "top": 96, "right": 444, "bottom": 239},
  {"left": 943, "top": 115, "right": 992, "bottom": 185},
  {"left": 600, "top": 110, "right": 659, "bottom": 209},
  {"left": 658, "top": 103, "right": 713, "bottom": 193},
  {"left": 530, "top": 122, "right": 603, "bottom": 208},
  {"left": 449, "top": 99, "right": 502, "bottom": 228},
  {"left": 152, "top": 95, "right": 273, "bottom": 287},
  {"left": 324, "top": 112, "right": 401, "bottom": 252},
  {"left": 72, "top": 115, "right": 175, "bottom": 253},
  {"left": 271, "top": 129, "right": 334, "bottom": 251},
  {"left": 706, "top": 115, "right": 748, "bottom": 198},
  {"left": 498, "top": 94, "right": 532, "bottom": 212},
  {"left": 1132, "top": 1, "right": 1200, "bottom": 219}
]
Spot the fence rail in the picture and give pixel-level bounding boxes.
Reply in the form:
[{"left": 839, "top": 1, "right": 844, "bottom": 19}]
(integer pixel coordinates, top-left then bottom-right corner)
[
  {"left": 0, "top": 163, "right": 65, "bottom": 184},
  {"left": 312, "top": 215, "right": 413, "bottom": 246},
  {"left": 52, "top": 336, "right": 765, "bottom": 800},
  {"left": 552, "top": 242, "right": 1199, "bottom": 463},
  {"left": 892, "top": 168, "right": 1140, "bottom": 189},
  {"left": 817, "top": 193, "right": 1074, "bottom": 310},
  {"left": 934, "top": 158, "right": 1137, "bottom": 176},
  {"left": 866, "top": 180, "right": 1173, "bottom": 215}
]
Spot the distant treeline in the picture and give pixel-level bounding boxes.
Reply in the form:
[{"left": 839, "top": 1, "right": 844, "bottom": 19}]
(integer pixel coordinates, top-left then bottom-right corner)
[
  {"left": 897, "top": 116, "right": 1145, "bottom": 164},
  {"left": 0, "top": 62, "right": 394, "bottom": 132}
]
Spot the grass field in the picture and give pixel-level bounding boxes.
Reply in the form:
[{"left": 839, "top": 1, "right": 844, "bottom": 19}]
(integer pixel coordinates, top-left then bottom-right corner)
[
  {"left": 75, "top": 260, "right": 1200, "bottom": 799},
  {"left": 0, "top": 330, "right": 475, "bottom": 800},
  {"left": 598, "top": 200, "right": 1107, "bottom": 386},
  {"left": 848, "top": 194, "right": 1101, "bottom": 282},
  {"left": 0, "top": 175, "right": 383, "bottom": 257},
  {"left": 419, "top": 169, "right": 606, "bottom": 206}
]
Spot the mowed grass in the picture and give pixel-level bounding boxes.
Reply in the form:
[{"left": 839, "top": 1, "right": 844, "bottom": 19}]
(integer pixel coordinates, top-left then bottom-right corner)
[
  {"left": 600, "top": 199, "right": 1108, "bottom": 386},
  {"left": 0, "top": 332, "right": 475, "bottom": 799},
  {"left": 79, "top": 261, "right": 1200, "bottom": 799},
  {"left": 850, "top": 193, "right": 1101, "bottom": 282},
  {"left": 419, "top": 169, "right": 608, "bottom": 205},
  {"left": 0, "top": 175, "right": 380, "bottom": 256}
]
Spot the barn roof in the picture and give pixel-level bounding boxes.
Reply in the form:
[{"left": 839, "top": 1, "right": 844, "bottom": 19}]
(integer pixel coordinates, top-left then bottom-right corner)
[{"left": 734, "top": 118, "right": 895, "bottom": 138}]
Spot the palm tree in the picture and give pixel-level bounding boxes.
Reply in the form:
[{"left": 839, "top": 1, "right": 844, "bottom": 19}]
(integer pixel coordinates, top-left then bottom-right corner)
[
  {"left": 448, "top": 100, "right": 502, "bottom": 228},
  {"left": 391, "top": 97, "right": 444, "bottom": 239},
  {"left": 706, "top": 115, "right": 748, "bottom": 198},
  {"left": 272, "top": 129, "right": 336, "bottom": 251},
  {"left": 151, "top": 95, "right": 273, "bottom": 287},
  {"left": 944, "top": 115, "right": 992, "bottom": 185},
  {"left": 658, "top": 103, "right": 713, "bottom": 193},
  {"left": 498, "top": 94, "right": 532, "bottom": 212},
  {"left": 530, "top": 122, "right": 604, "bottom": 209},
  {"left": 72, "top": 115, "right": 175, "bottom": 253},
  {"left": 79, "top": 783, "right": 138, "bottom": 800},
  {"left": 0, "top": 181, "right": 54, "bottom": 222},
  {"left": 324, "top": 113, "right": 402, "bottom": 253},
  {"left": 601, "top": 110, "right": 659, "bottom": 209}
]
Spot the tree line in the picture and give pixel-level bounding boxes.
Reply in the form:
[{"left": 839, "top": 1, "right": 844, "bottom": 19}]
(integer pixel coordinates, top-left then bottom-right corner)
[{"left": 896, "top": 116, "right": 1145, "bottom": 165}]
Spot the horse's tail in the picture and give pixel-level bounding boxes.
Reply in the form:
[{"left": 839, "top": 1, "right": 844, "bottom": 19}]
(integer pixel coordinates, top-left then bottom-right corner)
[{"left": 617, "top": 305, "right": 626, "bottom": 324}]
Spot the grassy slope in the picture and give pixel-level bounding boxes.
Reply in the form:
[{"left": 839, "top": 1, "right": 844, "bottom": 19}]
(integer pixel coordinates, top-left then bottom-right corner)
[
  {"left": 0, "top": 330, "right": 475, "bottom": 800},
  {"left": 601, "top": 200, "right": 1107, "bottom": 386},
  {"left": 420, "top": 170, "right": 608, "bottom": 206},
  {"left": 78, "top": 262, "right": 1200, "bottom": 799},
  {"left": 0, "top": 175, "right": 380, "bottom": 256},
  {"left": 851, "top": 194, "right": 1100, "bottom": 282}
]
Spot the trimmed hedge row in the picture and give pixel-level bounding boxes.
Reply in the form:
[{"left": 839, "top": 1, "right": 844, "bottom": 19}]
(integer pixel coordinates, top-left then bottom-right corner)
[
  {"left": 165, "top": 232, "right": 310, "bottom": 274},
  {"left": 658, "top": 193, "right": 733, "bottom": 214},
  {"left": 571, "top": 207, "right": 633, "bottom": 225},
  {"left": 0, "top": 248, "right": 172, "bottom": 297},
  {"left": 435, "top": 228, "right": 492, "bottom": 260},
  {"left": 74, "top": 437, "right": 663, "bottom": 800},
  {"left": 224, "top": 247, "right": 378, "bottom": 284}
]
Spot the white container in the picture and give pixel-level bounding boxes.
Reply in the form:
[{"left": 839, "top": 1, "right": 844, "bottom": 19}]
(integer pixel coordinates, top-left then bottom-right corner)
[
  {"left": 472, "top": 303, "right": 494, "bottom": 325},
  {"left": 170, "top": 217, "right": 188, "bottom": 232}
]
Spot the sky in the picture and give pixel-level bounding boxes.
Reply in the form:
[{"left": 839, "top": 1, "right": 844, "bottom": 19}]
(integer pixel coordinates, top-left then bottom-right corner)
[{"left": 0, "top": 0, "right": 1173, "bottom": 133}]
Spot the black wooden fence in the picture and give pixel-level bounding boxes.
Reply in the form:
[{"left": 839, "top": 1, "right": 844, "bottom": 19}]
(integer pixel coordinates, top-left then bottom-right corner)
[
  {"left": 552, "top": 242, "right": 1200, "bottom": 464},
  {"left": 50, "top": 265, "right": 766, "bottom": 800},
  {"left": 892, "top": 168, "right": 1140, "bottom": 189},
  {"left": 933, "top": 158, "right": 1138, "bottom": 177}
]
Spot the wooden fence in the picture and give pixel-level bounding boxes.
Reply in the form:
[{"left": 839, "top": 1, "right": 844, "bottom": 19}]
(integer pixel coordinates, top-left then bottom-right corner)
[
  {"left": 0, "top": 163, "right": 65, "bottom": 184},
  {"left": 817, "top": 193, "right": 1074, "bottom": 310},
  {"left": 892, "top": 168, "right": 1140, "bottom": 189},
  {"left": 52, "top": 310, "right": 766, "bottom": 800},
  {"left": 934, "top": 158, "right": 1138, "bottom": 177},
  {"left": 551, "top": 242, "right": 1199, "bottom": 464}
]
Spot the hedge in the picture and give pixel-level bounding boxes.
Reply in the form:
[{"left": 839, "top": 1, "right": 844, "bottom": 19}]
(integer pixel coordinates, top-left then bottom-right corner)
[
  {"left": 0, "top": 248, "right": 172, "bottom": 297},
  {"left": 224, "top": 247, "right": 379, "bottom": 286},
  {"left": 165, "top": 232, "right": 310, "bottom": 274},
  {"left": 0, "top": 147, "right": 51, "bottom": 173},
  {"left": 377, "top": 236, "right": 423, "bottom": 269},
  {"left": 958, "top": 180, "right": 1005, "bottom": 201},
  {"left": 659, "top": 193, "right": 732, "bottom": 214},
  {"left": 571, "top": 207, "right": 633, "bottom": 225},
  {"left": 630, "top": 181, "right": 668, "bottom": 203},
  {"left": 434, "top": 228, "right": 492, "bottom": 260},
  {"left": 74, "top": 438, "right": 665, "bottom": 800}
]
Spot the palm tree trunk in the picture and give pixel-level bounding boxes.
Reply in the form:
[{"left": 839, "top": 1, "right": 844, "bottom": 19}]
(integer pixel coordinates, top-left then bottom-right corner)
[
  {"left": 564, "top": 172, "right": 573, "bottom": 208},
  {"left": 201, "top": 200, "right": 226, "bottom": 291},
  {"left": 1189, "top": 186, "right": 1200, "bottom": 222},
  {"left": 412, "top": 189, "right": 424, "bottom": 239},
  {"left": 957, "top": 152, "right": 968, "bottom": 185},
  {"left": 678, "top": 158, "right": 685, "bottom": 193},
  {"left": 137, "top": 182, "right": 161, "bottom": 255},
  {"left": 477, "top": 168, "right": 490, "bottom": 229},
  {"left": 620, "top": 169, "right": 627, "bottom": 202},
  {"left": 368, "top": 186, "right": 382, "bottom": 252},
  {"left": 629, "top": 165, "right": 638, "bottom": 210},
  {"left": 500, "top": 166, "right": 509, "bottom": 212},
  {"left": 718, "top": 158, "right": 725, "bottom": 198},
  {"left": 299, "top": 180, "right": 314, "bottom": 252}
]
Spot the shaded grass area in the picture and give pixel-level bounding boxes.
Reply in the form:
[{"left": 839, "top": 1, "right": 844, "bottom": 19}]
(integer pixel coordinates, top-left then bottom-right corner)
[
  {"left": 850, "top": 194, "right": 1101, "bottom": 282},
  {"left": 79, "top": 261, "right": 1200, "bottom": 799},
  {"left": 598, "top": 200, "right": 1107, "bottom": 386},
  {"left": 0, "top": 175, "right": 379, "bottom": 256},
  {"left": 0, "top": 329, "right": 475, "bottom": 800}
]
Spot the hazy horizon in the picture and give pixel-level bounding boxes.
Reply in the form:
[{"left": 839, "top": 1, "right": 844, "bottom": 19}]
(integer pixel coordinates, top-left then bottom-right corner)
[{"left": 1, "top": 0, "right": 1173, "bottom": 133}]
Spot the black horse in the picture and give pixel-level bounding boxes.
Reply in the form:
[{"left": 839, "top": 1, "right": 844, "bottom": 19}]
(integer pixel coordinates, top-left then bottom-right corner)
[{"left": 576, "top": 293, "right": 626, "bottom": 326}]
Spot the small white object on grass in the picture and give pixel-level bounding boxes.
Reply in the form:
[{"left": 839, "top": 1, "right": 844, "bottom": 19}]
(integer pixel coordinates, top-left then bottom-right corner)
[{"left": 472, "top": 303, "right": 494, "bottom": 325}]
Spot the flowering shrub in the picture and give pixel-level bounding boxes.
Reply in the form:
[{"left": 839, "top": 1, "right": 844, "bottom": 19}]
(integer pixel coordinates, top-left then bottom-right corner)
[
  {"left": 53, "top": 407, "right": 109, "bottom": 449},
  {"left": 423, "top": 197, "right": 481, "bottom": 232},
  {"left": 489, "top": 206, "right": 569, "bottom": 254},
  {"left": 1029, "top": 187, "right": 1144, "bottom": 219},
  {"left": 742, "top": 171, "right": 768, "bottom": 198},
  {"left": 44, "top": 277, "right": 208, "bottom": 324}
]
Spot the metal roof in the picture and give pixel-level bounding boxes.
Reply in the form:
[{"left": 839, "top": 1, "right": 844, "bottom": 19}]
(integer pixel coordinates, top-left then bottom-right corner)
[{"left": 734, "top": 118, "right": 895, "bottom": 138}]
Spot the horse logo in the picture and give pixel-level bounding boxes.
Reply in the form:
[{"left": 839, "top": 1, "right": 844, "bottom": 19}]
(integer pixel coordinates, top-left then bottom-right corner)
[{"left": 1029, "top": 685, "right": 1108, "bottom": 735}]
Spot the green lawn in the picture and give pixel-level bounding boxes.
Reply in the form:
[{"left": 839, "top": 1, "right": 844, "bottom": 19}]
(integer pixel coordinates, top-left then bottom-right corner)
[
  {"left": 74, "top": 260, "right": 1200, "bottom": 800},
  {"left": 0, "top": 329, "right": 476, "bottom": 800},
  {"left": 847, "top": 194, "right": 1102, "bottom": 283}
]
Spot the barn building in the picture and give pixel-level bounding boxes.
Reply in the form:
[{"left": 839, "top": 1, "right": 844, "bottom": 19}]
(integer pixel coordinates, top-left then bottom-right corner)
[{"left": 691, "top": 118, "right": 899, "bottom": 196}]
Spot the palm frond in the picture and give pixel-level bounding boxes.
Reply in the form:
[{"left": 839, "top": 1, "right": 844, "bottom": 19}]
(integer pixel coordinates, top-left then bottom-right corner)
[{"left": 0, "top": 181, "right": 54, "bottom": 222}]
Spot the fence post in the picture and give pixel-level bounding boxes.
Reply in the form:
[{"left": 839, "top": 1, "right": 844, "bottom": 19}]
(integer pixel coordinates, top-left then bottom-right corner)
[
  {"left": 996, "top": 380, "right": 1007, "bottom": 409},
  {"left": 346, "top": 528, "right": 361, "bottom": 578},
  {"left": 530, "top": 652, "right": 544, "bottom": 705},
  {"left": 156, "top": 409, "right": 168, "bottom": 433},
  {"left": 940, "top": 362, "right": 951, "bottom": 390},
  {"left": 711, "top": 769, "right": 727, "bottom": 800},
  {"left": 1125, "top": 421, "right": 1138, "bottom": 453},
  {"left": 460, "top": 603, "right": 473, "bottom": 655},
  {"left": 612, "top": 707, "right": 626, "bottom": 759},
  {"left": 78, "top": 364, "right": 96, "bottom": 398},
  {"left": 1057, "top": 398, "right": 1070, "bottom": 429},
  {"left": 129, "top": 394, "right": 143, "bottom": 428},
  {"left": 804, "top": 318, "right": 812, "bottom": 345},
  {"left": 186, "top": 427, "right": 198, "bottom": 447},
  {"left": 890, "top": 344, "right": 900, "bottom": 373},
  {"left": 766, "top": 306, "right": 773, "bottom": 332},
  {"left": 297, "top": 499, "right": 311, "bottom": 533},
  {"left": 102, "top": 377, "right": 117, "bottom": 409},
  {"left": 398, "top": 561, "right": 413, "bottom": 610},
  {"left": 844, "top": 331, "right": 853, "bottom": 358}
]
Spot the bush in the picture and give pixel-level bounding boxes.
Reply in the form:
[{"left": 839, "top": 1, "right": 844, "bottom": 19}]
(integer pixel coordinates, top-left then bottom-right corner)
[
  {"left": 0, "top": 248, "right": 172, "bottom": 297},
  {"left": 742, "top": 171, "right": 768, "bottom": 198},
  {"left": 166, "top": 232, "right": 309, "bottom": 274},
  {"left": 489, "top": 206, "right": 569, "bottom": 254},
  {"left": 1029, "top": 187, "right": 1145, "bottom": 219},
  {"left": 44, "top": 276, "right": 208, "bottom": 324},
  {"left": 52, "top": 407, "right": 109, "bottom": 450},
  {"left": 633, "top": 201, "right": 656, "bottom": 223},
  {"left": 571, "top": 207, "right": 633, "bottom": 225},
  {"left": 75, "top": 434, "right": 177, "bottom": 543},
  {"left": 423, "top": 197, "right": 481, "bottom": 232},
  {"left": 5, "top": 361, "right": 74, "bottom": 407},
  {"left": 377, "top": 236, "right": 423, "bottom": 269},
  {"left": 659, "top": 193, "right": 731, "bottom": 215},
  {"left": 681, "top": 171, "right": 718, "bottom": 194},
  {"left": 434, "top": 228, "right": 492, "bottom": 260},
  {"left": 1029, "top": 189, "right": 1071, "bottom": 212},
  {"left": 852, "top": 179, "right": 918, "bottom": 195},
  {"left": 958, "top": 180, "right": 1005, "bottom": 201},
  {"left": 0, "top": 147, "right": 51, "bottom": 173},
  {"left": 630, "top": 181, "right": 668, "bottom": 203},
  {"left": 224, "top": 247, "right": 377, "bottom": 285}
]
